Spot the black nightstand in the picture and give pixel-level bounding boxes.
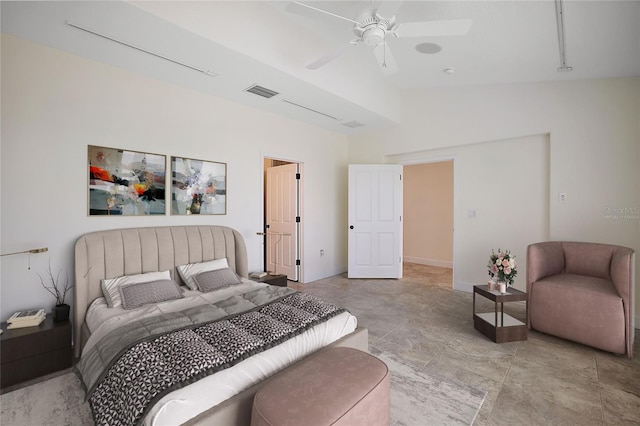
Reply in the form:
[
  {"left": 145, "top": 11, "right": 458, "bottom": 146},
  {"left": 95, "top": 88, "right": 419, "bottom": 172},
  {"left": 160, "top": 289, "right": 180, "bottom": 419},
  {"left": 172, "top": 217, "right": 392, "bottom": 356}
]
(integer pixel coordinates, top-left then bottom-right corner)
[
  {"left": 1, "top": 316, "right": 72, "bottom": 389},
  {"left": 252, "top": 273, "right": 288, "bottom": 287}
]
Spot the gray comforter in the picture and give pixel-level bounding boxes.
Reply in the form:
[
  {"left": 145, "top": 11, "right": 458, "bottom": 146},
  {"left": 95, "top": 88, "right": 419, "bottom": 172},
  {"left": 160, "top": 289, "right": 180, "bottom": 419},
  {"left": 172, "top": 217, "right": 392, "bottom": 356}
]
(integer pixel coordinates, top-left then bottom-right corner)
[{"left": 75, "top": 286, "right": 345, "bottom": 426}]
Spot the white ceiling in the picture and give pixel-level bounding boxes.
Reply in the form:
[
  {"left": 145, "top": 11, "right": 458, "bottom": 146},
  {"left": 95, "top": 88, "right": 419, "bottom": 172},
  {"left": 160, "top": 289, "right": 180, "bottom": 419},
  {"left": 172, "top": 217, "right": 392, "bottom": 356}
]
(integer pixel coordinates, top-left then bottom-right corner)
[{"left": 2, "top": 1, "right": 639, "bottom": 134}]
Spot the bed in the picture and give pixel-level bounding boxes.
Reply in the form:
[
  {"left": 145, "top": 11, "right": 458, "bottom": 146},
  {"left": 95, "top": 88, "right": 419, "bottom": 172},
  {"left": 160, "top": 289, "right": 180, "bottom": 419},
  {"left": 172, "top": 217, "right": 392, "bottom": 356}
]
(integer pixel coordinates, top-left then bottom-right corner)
[{"left": 73, "top": 225, "right": 367, "bottom": 426}]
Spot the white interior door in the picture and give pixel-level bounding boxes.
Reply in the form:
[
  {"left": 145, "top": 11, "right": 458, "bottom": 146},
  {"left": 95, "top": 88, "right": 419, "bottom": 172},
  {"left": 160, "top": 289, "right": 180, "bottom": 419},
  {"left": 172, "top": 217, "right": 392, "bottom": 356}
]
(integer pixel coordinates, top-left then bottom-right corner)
[
  {"left": 348, "top": 164, "right": 403, "bottom": 278},
  {"left": 266, "top": 163, "right": 299, "bottom": 280}
]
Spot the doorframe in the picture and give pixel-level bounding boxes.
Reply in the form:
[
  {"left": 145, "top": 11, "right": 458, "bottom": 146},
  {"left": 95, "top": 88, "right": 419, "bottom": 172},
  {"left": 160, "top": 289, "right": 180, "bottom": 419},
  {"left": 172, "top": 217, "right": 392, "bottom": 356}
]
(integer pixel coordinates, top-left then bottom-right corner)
[
  {"left": 392, "top": 155, "right": 457, "bottom": 290},
  {"left": 261, "top": 154, "right": 304, "bottom": 283}
]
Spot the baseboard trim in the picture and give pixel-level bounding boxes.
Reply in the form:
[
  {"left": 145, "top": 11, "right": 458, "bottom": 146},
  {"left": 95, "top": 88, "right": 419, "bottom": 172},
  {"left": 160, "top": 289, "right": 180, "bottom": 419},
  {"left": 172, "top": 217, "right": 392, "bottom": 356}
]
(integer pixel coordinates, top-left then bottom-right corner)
[
  {"left": 303, "top": 265, "right": 347, "bottom": 284},
  {"left": 404, "top": 256, "right": 453, "bottom": 269},
  {"left": 455, "top": 281, "right": 476, "bottom": 293}
]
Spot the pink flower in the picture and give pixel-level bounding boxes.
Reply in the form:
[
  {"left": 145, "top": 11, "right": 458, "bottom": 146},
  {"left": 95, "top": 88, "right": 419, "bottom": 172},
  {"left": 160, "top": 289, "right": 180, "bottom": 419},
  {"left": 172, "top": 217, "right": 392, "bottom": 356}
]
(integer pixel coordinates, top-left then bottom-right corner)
[
  {"left": 490, "top": 264, "right": 499, "bottom": 274},
  {"left": 504, "top": 267, "right": 512, "bottom": 275},
  {"left": 502, "top": 259, "right": 510, "bottom": 267}
]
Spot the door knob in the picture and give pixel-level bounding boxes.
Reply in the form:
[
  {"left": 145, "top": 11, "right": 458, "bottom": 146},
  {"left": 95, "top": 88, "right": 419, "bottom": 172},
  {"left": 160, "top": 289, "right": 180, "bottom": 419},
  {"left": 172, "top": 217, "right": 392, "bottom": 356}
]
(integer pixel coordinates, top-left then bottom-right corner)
[{"left": 349, "top": 225, "right": 354, "bottom": 229}]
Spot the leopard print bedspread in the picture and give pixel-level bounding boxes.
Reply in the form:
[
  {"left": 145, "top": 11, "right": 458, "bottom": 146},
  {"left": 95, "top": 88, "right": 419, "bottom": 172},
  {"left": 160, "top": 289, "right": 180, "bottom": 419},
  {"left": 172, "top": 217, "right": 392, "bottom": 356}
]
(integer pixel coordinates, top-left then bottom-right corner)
[{"left": 82, "top": 291, "right": 345, "bottom": 426}]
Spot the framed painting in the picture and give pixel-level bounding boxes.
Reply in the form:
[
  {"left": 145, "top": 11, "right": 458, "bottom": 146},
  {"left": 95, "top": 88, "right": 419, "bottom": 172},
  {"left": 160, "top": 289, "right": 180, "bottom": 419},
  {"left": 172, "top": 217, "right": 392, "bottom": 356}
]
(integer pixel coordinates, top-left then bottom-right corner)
[
  {"left": 88, "top": 145, "right": 166, "bottom": 216},
  {"left": 171, "top": 156, "right": 227, "bottom": 215}
]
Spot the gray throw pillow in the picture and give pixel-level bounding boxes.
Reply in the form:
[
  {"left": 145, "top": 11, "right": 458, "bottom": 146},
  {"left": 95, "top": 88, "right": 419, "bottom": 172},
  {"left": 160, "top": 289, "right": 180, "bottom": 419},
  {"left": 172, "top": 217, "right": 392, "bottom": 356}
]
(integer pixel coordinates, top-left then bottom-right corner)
[
  {"left": 193, "top": 268, "right": 242, "bottom": 293},
  {"left": 119, "top": 279, "right": 184, "bottom": 310}
]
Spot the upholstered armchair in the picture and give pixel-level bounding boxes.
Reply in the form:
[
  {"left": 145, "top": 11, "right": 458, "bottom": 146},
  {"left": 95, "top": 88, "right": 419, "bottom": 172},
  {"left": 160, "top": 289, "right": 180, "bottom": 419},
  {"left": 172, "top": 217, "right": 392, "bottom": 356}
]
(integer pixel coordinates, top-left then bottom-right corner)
[{"left": 527, "top": 241, "right": 635, "bottom": 358}]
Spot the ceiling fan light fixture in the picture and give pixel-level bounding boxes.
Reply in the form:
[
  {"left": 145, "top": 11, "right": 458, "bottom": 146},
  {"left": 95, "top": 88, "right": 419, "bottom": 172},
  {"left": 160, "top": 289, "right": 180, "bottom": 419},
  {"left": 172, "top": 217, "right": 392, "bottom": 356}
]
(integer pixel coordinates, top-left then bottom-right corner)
[
  {"left": 363, "top": 27, "right": 386, "bottom": 46},
  {"left": 289, "top": 1, "right": 471, "bottom": 75},
  {"left": 415, "top": 42, "right": 442, "bottom": 54},
  {"left": 443, "top": 68, "right": 456, "bottom": 74}
]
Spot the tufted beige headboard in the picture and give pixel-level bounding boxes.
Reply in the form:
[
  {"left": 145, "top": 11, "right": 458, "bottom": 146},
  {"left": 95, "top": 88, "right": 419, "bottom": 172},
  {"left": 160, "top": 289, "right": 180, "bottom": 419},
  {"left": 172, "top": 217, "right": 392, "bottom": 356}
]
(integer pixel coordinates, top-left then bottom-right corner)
[{"left": 73, "top": 225, "right": 248, "bottom": 358}]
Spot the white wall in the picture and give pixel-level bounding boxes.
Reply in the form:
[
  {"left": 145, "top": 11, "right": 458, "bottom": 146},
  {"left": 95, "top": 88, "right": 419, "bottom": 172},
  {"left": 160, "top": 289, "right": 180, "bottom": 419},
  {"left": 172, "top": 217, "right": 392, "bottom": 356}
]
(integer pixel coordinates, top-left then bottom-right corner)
[
  {"left": 349, "top": 78, "right": 640, "bottom": 314},
  {"left": 0, "top": 34, "right": 349, "bottom": 321},
  {"left": 390, "top": 135, "right": 549, "bottom": 293}
]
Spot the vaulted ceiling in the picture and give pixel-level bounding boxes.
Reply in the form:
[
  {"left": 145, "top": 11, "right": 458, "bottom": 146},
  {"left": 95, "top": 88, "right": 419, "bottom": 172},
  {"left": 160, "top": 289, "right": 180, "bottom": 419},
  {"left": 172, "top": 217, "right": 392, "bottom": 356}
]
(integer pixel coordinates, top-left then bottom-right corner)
[{"left": 3, "top": 1, "right": 639, "bottom": 134}]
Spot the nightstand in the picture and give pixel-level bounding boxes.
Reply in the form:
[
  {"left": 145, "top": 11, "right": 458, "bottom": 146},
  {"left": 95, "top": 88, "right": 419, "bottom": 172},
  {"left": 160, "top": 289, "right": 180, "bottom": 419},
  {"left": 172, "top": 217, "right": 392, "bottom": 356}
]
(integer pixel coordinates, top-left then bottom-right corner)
[
  {"left": 1, "top": 316, "right": 72, "bottom": 389},
  {"left": 473, "top": 285, "right": 528, "bottom": 343},
  {"left": 252, "top": 273, "right": 288, "bottom": 287}
]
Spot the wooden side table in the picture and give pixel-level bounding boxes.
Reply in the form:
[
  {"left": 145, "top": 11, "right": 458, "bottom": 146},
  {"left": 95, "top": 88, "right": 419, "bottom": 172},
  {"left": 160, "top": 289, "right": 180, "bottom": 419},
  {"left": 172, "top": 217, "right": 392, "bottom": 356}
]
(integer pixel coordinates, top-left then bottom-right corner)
[
  {"left": 473, "top": 285, "right": 527, "bottom": 343},
  {"left": 1, "top": 316, "right": 72, "bottom": 389},
  {"left": 251, "top": 273, "right": 288, "bottom": 287}
]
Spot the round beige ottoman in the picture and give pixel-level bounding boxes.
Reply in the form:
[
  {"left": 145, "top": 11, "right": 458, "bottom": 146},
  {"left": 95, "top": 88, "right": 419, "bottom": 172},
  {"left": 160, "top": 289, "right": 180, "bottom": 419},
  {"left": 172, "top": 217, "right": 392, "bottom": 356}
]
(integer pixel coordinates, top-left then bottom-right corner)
[{"left": 251, "top": 347, "right": 390, "bottom": 426}]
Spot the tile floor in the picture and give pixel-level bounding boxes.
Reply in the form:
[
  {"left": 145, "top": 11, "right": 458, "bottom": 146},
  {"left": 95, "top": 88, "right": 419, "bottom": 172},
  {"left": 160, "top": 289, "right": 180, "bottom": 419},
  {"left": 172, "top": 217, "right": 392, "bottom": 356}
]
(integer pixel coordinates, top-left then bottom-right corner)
[{"left": 290, "top": 263, "right": 640, "bottom": 426}]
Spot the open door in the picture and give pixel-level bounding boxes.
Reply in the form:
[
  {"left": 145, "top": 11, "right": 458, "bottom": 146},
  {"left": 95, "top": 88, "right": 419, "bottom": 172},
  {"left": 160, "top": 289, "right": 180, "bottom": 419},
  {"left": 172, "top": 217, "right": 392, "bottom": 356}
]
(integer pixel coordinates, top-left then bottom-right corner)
[
  {"left": 265, "top": 162, "right": 300, "bottom": 281},
  {"left": 348, "top": 164, "right": 403, "bottom": 278}
]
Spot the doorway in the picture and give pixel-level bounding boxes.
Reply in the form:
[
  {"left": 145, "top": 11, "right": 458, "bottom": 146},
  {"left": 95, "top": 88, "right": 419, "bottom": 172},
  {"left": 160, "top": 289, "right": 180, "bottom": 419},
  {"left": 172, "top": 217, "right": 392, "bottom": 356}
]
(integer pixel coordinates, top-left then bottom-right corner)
[
  {"left": 390, "top": 133, "right": 549, "bottom": 293},
  {"left": 263, "top": 157, "right": 303, "bottom": 282},
  {"left": 402, "top": 160, "right": 454, "bottom": 288}
]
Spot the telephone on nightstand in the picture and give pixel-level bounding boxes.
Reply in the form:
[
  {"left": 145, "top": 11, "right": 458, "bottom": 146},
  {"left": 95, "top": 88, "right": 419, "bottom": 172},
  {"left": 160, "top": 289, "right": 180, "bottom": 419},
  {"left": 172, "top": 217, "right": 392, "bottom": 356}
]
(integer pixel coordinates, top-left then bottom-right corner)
[{"left": 250, "top": 271, "right": 268, "bottom": 279}]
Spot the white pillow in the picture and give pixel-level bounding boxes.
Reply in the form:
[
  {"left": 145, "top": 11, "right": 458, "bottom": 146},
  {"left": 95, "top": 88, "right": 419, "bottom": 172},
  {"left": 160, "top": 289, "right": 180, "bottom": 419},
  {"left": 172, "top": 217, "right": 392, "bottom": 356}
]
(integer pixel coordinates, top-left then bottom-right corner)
[
  {"left": 101, "top": 270, "right": 172, "bottom": 308},
  {"left": 177, "top": 258, "right": 229, "bottom": 290}
]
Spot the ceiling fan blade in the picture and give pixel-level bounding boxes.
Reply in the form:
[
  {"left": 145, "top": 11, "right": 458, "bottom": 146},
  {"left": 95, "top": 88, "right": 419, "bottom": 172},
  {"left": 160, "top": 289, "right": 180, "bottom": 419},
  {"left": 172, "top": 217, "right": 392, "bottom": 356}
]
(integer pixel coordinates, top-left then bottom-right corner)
[
  {"left": 286, "top": 1, "right": 359, "bottom": 25},
  {"left": 306, "top": 43, "right": 350, "bottom": 70},
  {"left": 371, "top": 42, "right": 398, "bottom": 75},
  {"left": 375, "top": 0, "right": 404, "bottom": 19},
  {"left": 396, "top": 18, "right": 473, "bottom": 37}
]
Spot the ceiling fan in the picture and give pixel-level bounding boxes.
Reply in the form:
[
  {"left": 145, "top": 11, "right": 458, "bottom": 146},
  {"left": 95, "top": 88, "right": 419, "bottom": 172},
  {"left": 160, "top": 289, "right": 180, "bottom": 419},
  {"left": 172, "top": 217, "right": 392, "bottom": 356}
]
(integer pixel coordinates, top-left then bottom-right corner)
[{"left": 286, "top": 1, "right": 472, "bottom": 75}]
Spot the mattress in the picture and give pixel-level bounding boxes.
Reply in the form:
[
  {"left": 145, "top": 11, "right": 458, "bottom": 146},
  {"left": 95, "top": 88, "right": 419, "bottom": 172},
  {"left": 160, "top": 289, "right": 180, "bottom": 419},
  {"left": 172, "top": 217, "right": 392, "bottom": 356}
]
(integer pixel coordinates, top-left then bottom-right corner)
[{"left": 84, "top": 280, "right": 357, "bottom": 425}]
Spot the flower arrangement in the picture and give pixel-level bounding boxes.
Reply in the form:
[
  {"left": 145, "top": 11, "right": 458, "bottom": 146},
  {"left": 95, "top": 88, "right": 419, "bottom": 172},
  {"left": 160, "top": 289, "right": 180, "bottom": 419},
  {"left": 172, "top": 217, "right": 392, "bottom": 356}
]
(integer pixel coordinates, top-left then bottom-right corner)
[{"left": 487, "top": 249, "right": 517, "bottom": 286}]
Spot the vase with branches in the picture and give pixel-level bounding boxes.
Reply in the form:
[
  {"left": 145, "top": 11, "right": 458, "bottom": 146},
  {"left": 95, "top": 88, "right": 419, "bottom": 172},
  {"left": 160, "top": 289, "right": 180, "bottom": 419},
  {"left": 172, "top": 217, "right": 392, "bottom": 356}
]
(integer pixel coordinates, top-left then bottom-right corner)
[{"left": 38, "top": 261, "right": 73, "bottom": 321}]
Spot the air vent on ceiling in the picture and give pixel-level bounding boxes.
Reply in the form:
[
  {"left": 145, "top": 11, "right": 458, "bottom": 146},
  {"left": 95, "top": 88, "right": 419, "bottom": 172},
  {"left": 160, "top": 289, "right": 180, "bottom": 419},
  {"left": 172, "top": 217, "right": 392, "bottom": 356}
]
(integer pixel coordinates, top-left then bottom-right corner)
[
  {"left": 282, "top": 99, "right": 340, "bottom": 121},
  {"left": 245, "top": 84, "right": 279, "bottom": 99},
  {"left": 342, "top": 120, "right": 364, "bottom": 128}
]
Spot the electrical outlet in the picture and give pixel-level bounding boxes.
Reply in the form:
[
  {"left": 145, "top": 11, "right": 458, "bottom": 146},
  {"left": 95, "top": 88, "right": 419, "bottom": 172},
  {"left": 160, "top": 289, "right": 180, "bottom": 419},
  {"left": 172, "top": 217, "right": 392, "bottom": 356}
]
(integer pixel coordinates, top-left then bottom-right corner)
[
  {"left": 320, "top": 250, "right": 325, "bottom": 256},
  {"left": 559, "top": 193, "right": 567, "bottom": 203}
]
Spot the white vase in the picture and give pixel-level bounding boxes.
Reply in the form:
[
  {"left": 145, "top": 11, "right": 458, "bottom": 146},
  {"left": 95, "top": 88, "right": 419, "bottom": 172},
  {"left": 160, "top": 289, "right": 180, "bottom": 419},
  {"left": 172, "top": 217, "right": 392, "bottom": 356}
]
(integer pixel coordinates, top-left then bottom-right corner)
[{"left": 498, "top": 282, "right": 507, "bottom": 294}]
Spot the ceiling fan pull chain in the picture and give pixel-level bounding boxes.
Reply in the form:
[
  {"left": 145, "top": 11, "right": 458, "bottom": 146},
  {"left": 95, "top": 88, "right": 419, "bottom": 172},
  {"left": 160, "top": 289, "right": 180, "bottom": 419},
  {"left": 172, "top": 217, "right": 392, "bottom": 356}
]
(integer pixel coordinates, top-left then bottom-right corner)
[{"left": 382, "top": 42, "right": 388, "bottom": 68}]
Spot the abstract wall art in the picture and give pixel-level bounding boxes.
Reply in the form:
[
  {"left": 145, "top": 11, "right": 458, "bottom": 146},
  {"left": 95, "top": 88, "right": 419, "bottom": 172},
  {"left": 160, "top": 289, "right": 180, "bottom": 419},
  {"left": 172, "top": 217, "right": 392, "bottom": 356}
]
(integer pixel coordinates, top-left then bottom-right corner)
[
  {"left": 171, "top": 156, "right": 227, "bottom": 215},
  {"left": 88, "top": 145, "right": 166, "bottom": 215}
]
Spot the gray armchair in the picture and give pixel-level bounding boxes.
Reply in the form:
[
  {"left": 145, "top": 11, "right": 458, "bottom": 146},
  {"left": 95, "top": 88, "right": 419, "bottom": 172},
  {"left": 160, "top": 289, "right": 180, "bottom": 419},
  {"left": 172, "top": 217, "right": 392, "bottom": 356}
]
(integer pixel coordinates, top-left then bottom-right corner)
[{"left": 527, "top": 241, "right": 635, "bottom": 358}]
